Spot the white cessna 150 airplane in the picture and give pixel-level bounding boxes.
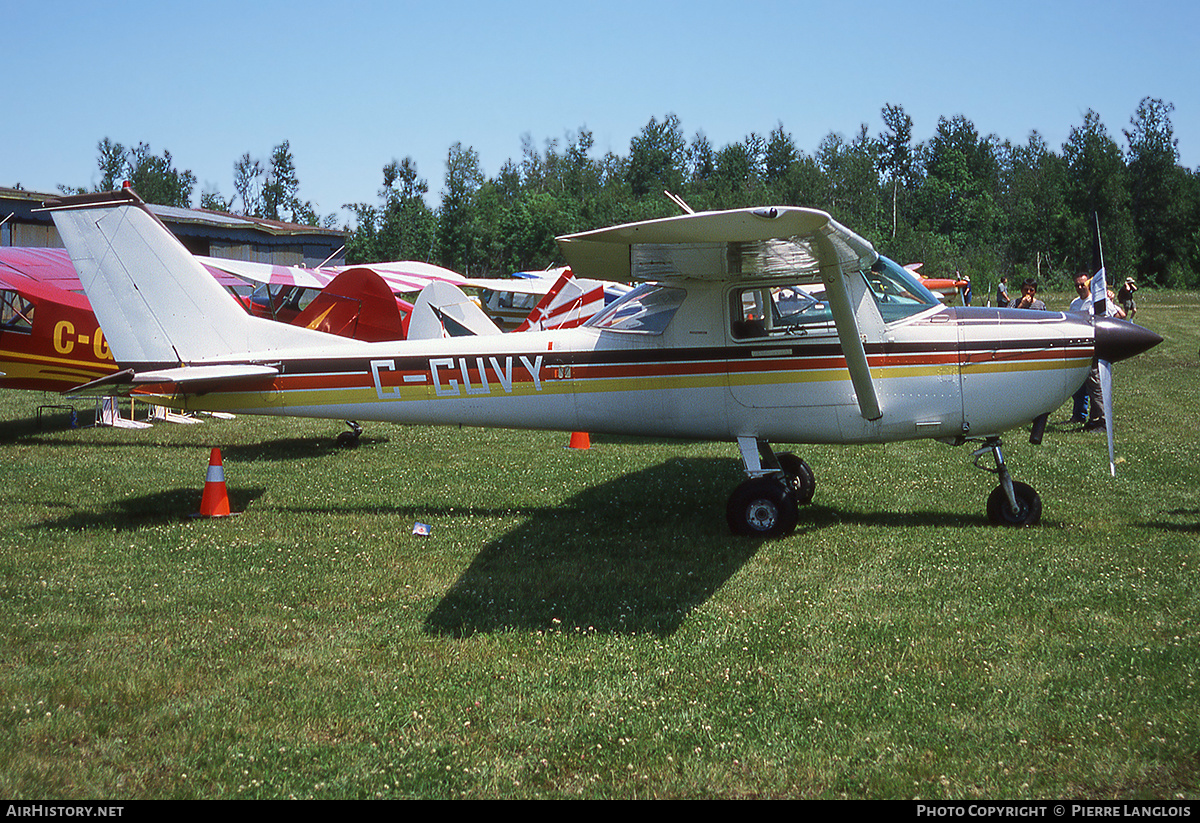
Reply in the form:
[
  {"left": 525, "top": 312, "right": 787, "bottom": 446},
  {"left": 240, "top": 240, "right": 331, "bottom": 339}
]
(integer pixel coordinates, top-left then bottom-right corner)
[{"left": 46, "top": 189, "right": 1161, "bottom": 536}]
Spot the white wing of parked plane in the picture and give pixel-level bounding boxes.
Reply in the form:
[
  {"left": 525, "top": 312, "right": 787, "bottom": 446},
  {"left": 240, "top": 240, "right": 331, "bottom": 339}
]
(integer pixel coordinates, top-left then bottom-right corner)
[{"left": 198, "top": 256, "right": 469, "bottom": 294}]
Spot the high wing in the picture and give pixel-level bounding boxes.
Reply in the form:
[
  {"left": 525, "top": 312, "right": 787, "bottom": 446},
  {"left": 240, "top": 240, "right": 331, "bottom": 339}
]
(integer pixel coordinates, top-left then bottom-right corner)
[
  {"left": 202, "top": 256, "right": 630, "bottom": 333},
  {"left": 199, "top": 255, "right": 568, "bottom": 300},
  {"left": 558, "top": 206, "right": 884, "bottom": 420},
  {"left": 0, "top": 247, "right": 85, "bottom": 291}
]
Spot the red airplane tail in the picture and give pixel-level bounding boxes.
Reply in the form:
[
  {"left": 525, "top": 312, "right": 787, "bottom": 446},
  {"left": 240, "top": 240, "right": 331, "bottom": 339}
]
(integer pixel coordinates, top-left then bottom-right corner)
[{"left": 291, "top": 268, "right": 409, "bottom": 342}]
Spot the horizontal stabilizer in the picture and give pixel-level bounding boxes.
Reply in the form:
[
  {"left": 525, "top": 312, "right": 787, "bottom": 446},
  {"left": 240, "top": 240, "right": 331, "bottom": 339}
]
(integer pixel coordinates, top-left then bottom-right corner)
[
  {"left": 132, "top": 364, "right": 279, "bottom": 385},
  {"left": 63, "top": 369, "right": 136, "bottom": 396}
]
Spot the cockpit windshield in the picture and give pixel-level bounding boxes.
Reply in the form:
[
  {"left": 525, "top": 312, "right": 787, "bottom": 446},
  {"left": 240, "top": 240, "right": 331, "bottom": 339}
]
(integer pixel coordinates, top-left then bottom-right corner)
[{"left": 862, "top": 256, "right": 942, "bottom": 321}]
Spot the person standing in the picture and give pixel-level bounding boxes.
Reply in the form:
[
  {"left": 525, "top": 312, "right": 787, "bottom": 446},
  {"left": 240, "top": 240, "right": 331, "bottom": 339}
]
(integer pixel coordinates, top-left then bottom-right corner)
[
  {"left": 996, "top": 275, "right": 1009, "bottom": 307},
  {"left": 1068, "top": 271, "right": 1124, "bottom": 429},
  {"left": 1117, "top": 276, "right": 1138, "bottom": 318}
]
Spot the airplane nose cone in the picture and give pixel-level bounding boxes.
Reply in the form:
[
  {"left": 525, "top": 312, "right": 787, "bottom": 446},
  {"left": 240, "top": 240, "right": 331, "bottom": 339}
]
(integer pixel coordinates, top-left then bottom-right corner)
[{"left": 1095, "top": 316, "right": 1163, "bottom": 363}]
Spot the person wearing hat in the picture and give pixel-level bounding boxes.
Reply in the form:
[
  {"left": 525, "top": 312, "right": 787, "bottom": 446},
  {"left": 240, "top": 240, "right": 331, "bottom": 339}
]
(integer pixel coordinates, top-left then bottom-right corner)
[{"left": 1117, "top": 276, "right": 1138, "bottom": 319}]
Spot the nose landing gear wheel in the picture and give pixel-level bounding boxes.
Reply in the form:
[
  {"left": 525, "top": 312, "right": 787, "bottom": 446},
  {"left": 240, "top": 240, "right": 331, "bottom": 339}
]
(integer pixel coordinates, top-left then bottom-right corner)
[
  {"left": 727, "top": 477, "right": 799, "bottom": 537},
  {"left": 986, "top": 481, "right": 1042, "bottom": 526}
]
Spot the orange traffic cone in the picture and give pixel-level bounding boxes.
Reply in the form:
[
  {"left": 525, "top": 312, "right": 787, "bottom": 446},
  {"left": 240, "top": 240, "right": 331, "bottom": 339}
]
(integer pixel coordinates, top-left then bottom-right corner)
[
  {"left": 196, "top": 447, "right": 233, "bottom": 517},
  {"left": 568, "top": 431, "right": 591, "bottom": 450}
]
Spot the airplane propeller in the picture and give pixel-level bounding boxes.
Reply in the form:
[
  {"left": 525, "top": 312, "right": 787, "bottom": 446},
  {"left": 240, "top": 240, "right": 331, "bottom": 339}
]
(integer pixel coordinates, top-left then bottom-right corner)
[
  {"left": 1092, "top": 313, "right": 1162, "bottom": 475},
  {"left": 1099, "top": 358, "right": 1115, "bottom": 475}
]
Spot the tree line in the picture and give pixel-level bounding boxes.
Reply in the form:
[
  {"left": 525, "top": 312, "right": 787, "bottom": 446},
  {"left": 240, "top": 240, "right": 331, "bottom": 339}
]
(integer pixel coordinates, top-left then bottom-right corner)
[
  {"left": 66, "top": 138, "right": 329, "bottom": 227},
  {"left": 76, "top": 97, "right": 1200, "bottom": 289}
]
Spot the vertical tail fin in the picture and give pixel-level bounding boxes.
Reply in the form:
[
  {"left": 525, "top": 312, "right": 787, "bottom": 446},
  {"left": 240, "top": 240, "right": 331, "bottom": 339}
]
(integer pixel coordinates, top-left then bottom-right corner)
[{"left": 46, "top": 188, "right": 337, "bottom": 367}]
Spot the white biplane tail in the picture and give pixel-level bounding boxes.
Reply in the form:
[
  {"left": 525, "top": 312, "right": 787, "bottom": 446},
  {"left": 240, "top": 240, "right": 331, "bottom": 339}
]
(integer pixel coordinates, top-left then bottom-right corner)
[{"left": 46, "top": 188, "right": 344, "bottom": 370}]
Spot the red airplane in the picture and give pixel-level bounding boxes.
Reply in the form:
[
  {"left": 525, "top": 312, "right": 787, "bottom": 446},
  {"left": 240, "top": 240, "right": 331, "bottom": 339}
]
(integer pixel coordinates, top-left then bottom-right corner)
[{"left": 0, "top": 255, "right": 119, "bottom": 391}]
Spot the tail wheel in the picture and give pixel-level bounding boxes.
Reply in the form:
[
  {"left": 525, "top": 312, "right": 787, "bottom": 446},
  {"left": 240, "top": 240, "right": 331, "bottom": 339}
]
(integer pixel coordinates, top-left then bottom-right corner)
[
  {"left": 727, "top": 477, "right": 799, "bottom": 538},
  {"left": 337, "top": 420, "right": 363, "bottom": 448},
  {"left": 777, "top": 452, "right": 816, "bottom": 505},
  {"left": 986, "top": 481, "right": 1042, "bottom": 526}
]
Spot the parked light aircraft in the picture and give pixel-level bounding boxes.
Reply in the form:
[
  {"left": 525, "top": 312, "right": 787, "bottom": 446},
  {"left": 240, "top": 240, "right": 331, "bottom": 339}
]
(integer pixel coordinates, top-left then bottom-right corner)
[
  {"left": 0, "top": 252, "right": 119, "bottom": 391},
  {"left": 46, "top": 189, "right": 1161, "bottom": 535},
  {"left": 904, "top": 263, "right": 970, "bottom": 304}
]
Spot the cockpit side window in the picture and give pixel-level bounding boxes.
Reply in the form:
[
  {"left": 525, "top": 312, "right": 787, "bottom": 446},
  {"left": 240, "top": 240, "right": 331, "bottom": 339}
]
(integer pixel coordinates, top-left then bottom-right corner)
[
  {"left": 0, "top": 290, "right": 35, "bottom": 333},
  {"left": 730, "top": 284, "right": 833, "bottom": 340}
]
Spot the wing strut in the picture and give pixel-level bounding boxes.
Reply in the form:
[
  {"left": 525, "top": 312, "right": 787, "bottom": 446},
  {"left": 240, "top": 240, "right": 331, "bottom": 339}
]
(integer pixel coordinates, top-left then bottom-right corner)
[{"left": 817, "top": 235, "right": 882, "bottom": 421}]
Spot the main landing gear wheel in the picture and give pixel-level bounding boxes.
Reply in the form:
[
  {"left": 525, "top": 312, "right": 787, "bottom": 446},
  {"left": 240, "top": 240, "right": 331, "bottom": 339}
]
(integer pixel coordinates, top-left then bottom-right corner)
[
  {"left": 726, "top": 477, "right": 799, "bottom": 538},
  {"left": 777, "top": 452, "right": 816, "bottom": 506},
  {"left": 986, "top": 481, "right": 1042, "bottom": 527}
]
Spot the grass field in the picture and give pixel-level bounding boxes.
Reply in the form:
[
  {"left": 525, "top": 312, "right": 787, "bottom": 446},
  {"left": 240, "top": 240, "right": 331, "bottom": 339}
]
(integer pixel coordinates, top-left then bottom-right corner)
[{"left": 1, "top": 292, "right": 1197, "bottom": 799}]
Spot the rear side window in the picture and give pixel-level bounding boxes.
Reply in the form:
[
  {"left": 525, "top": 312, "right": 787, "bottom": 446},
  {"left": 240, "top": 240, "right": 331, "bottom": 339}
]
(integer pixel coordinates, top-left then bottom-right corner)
[{"left": 586, "top": 284, "right": 685, "bottom": 335}]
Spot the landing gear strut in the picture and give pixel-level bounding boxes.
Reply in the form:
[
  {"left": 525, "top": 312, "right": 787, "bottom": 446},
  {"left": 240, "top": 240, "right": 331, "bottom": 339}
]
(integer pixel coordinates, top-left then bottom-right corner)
[
  {"left": 972, "top": 436, "right": 1041, "bottom": 526},
  {"left": 726, "top": 437, "right": 815, "bottom": 537}
]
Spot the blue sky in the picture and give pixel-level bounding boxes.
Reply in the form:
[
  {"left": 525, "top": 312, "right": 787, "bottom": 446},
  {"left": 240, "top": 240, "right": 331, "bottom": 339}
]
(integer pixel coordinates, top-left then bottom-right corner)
[{"left": 5, "top": 0, "right": 1197, "bottom": 224}]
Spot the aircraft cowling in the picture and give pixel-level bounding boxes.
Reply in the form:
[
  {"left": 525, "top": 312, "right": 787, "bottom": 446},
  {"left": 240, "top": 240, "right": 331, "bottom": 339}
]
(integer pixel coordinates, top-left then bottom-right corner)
[{"left": 1093, "top": 316, "right": 1162, "bottom": 363}]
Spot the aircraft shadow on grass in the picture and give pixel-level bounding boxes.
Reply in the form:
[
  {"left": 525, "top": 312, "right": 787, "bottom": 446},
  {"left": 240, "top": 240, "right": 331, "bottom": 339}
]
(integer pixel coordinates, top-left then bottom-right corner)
[
  {"left": 0, "top": 408, "right": 385, "bottom": 458},
  {"left": 1137, "top": 509, "right": 1200, "bottom": 534},
  {"left": 33, "top": 486, "right": 268, "bottom": 532},
  {"left": 0, "top": 410, "right": 90, "bottom": 444},
  {"left": 420, "top": 457, "right": 754, "bottom": 637},
  {"left": 418, "top": 456, "right": 986, "bottom": 638}
]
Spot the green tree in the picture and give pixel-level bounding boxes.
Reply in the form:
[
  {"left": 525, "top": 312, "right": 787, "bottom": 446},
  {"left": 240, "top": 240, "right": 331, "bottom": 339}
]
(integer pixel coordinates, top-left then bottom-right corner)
[
  {"left": 1062, "top": 110, "right": 1136, "bottom": 277},
  {"left": 200, "top": 189, "right": 233, "bottom": 212},
  {"left": 763, "top": 123, "right": 798, "bottom": 186},
  {"left": 627, "top": 114, "right": 687, "bottom": 199},
  {"left": 998, "top": 131, "right": 1069, "bottom": 279},
  {"left": 1124, "top": 97, "right": 1190, "bottom": 285},
  {"left": 262, "top": 140, "right": 321, "bottom": 224},
  {"left": 233, "top": 153, "right": 264, "bottom": 216},
  {"left": 817, "top": 125, "right": 882, "bottom": 236},
  {"left": 710, "top": 137, "right": 761, "bottom": 207},
  {"left": 878, "top": 104, "right": 914, "bottom": 239},
  {"left": 227, "top": 142, "right": 324, "bottom": 225},
  {"left": 687, "top": 131, "right": 716, "bottom": 194},
  {"left": 344, "top": 157, "right": 435, "bottom": 264},
  {"left": 96, "top": 138, "right": 128, "bottom": 192},
  {"left": 92, "top": 139, "right": 196, "bottom": 207},
  {"left": 915, "top": 115, "right": 1000, "bottom": 247},
  {"left": 437, "top": 142, "right": 484, "bottom": 273}
]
